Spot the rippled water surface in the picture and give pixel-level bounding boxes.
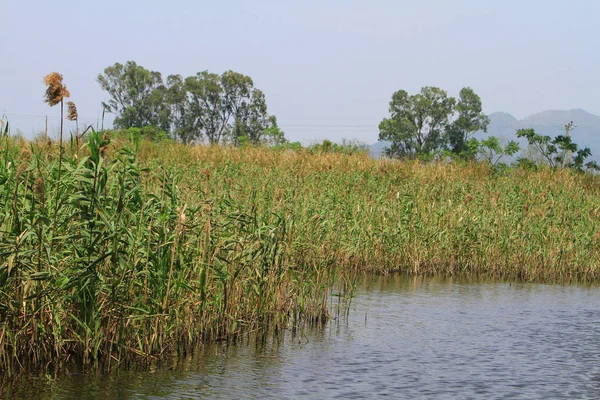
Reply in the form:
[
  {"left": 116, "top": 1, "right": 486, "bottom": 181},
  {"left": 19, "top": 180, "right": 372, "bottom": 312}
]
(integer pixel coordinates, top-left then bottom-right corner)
[{"left": 7, "top": 276, "right": 600, "bottom": 399}]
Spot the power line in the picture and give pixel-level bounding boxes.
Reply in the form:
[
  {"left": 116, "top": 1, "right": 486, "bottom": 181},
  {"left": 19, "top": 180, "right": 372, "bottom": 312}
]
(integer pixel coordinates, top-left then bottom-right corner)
[
  {"left": 281, "top": 124, "right": 375, "bottom": 129},
  {"left": 2, "top": 113, "right": 376, "bottom": 130},
  {"left": 3, "top": 113, "right": 115, "bottom": 121}
]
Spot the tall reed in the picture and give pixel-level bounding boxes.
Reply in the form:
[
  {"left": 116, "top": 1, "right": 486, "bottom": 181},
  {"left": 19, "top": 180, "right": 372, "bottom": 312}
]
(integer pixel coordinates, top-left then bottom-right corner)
[
  {"left": 0, "top": 131, "right": 340, "bottom": 376},
  {"left": 1, "top": 132, "right": 600, "bottom": 377}
]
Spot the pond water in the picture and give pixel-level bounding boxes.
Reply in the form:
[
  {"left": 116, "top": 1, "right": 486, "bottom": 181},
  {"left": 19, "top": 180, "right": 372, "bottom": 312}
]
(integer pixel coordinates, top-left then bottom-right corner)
[{"left": 6, "top": 275, "right": 600, "bottom": 399}]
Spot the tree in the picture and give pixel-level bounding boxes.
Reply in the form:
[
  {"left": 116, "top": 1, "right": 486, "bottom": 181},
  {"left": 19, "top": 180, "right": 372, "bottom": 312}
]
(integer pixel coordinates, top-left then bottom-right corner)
[
  {"left": 229, "top": 89, "right": 285, "bottom": 145},
  {"left": 447, "top": 87, "right": 490, "bottom": 157},
  {"left": 165, "top": 74, "right": 194, "bottom": 143},
  {"left": 260, "top": 116, "right": 287, "bottom": 145},
  {"left": 180, "top": 70, "right": 280, "bottom": 145},
  {"left": 477, "top": 136, "right": 520, "bottom": 167},
  {"left": 98, "top": 62, "right": 283, "bottom": 145},
  {"left": 182, "top": 70, "right": 230, "bottom": 145},
  {"left": 516, "top": 128, "right": 599, "bottom": 171},
  {"left": 221, "top": 71, "right": 262, "bottom": 145},
  {"left": 379, "top": 87, "right": 456, "bottom": 158},
  {"left": 97, "top": 61, "right": 170, "bottom": 131}
]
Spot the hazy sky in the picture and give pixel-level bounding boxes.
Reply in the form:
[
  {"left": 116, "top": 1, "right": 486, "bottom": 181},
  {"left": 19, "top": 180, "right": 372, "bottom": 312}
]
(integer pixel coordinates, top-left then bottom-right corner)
[{"left": 2, "top": 0, "right": 599, "bottom": 144}]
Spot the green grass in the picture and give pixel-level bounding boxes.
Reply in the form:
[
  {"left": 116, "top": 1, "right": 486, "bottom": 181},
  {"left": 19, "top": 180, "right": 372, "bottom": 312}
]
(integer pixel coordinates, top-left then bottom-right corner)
[{"left": 1, "top": 130, "right": 600, "bottom": 376}]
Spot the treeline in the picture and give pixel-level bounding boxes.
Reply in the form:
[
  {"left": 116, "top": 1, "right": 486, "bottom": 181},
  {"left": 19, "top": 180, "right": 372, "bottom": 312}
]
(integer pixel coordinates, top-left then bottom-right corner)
[
  {"left": 95, "top": 62, "right": 599, "bottom": 171},
  {"left": 97, "top": 61, "right": 285, "bottom": 145},
  {"left": 378, "top": 86, "right": 599, "bottom": 171}
]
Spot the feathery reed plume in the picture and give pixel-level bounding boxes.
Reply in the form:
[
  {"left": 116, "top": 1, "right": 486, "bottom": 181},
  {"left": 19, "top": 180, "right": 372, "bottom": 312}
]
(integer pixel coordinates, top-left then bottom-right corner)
[
  {"left": 43, "top": 72, "right": 70, "bottom": 106},
  {"left": 99, "top": 132, "right": 111, "bottom": 157},
  {"left": 34, "top": 176, "right": 45, "bottom": 205},
  {"left": 66, "top": 101, "right": 78, "bottom": 121},
  {"left": 67, "top": 101, "right": 80, "bottom": 141}
]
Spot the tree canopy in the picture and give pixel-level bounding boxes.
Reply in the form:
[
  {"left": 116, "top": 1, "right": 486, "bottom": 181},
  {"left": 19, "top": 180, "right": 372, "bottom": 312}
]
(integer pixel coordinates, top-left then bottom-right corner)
[
  {"left": 98, "top": 62, "right": 284, "bottom": 145},
  {"left": 378, "top": 86, "right": 488, "bottom": 159},
  {"left": 516, "top": 128, "right": 599, "bottom": 171},
  {"left": 97, "top": 61, "right": 170, "bottom": 131},
  {"left": 447, "top": 87, "right": 490, "bottom": 156}
]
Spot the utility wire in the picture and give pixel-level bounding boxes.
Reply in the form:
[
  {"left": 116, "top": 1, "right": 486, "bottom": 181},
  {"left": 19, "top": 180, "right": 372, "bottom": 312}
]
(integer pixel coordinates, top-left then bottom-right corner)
[
  {"left": 282, "top": 124, "right": 375, "bottom": 129},
  {"left": 2, "top": 113, "right": 376, "bottom": 129},
  {"left": 4, "top": 113, "right": 115, "bottom": 121}
]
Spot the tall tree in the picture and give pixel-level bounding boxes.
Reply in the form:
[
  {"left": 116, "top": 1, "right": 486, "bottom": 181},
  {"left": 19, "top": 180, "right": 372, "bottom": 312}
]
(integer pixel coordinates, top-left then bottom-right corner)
[
  {"left": 183, "top": 71, "right": 229, "bottom": 145},
  {"left": 221, "top": 70, "right": 255, "bottom": 144},
  {"left": 229, "top": 88, "right": 285, "bottom": 145},
  {"left": 97, "top": 61, "right": 170, "bottom": 130},
  {"left": 98, "top": 62, "right": 283, "bottom": 145},
  {"left": 181, "top": 70, "right": 280, "bottom": 145},
  {"left": 165, "top": 74, "right": 194, "bottom": 143},
  {"left": 379, "top": 87, "right": 455, "bottom": 158},
  {"left": 260, "top": 116, "right": 286, "bottom": 145},
  {"left": 447, "top": 87, "right": 490, "bottom": 156}
]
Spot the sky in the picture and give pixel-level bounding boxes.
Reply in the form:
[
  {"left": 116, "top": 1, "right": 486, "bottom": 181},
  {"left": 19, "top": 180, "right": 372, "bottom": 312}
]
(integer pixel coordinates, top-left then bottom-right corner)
[{"left": 2, "top": 0, "right": 599, "bottom": 144}]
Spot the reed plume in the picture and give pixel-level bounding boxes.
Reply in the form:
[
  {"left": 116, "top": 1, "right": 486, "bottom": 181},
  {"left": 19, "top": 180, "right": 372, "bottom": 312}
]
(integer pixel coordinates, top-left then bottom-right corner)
[
  {"left": 66, "top": 101, "right": 78, "bottom": 121},
  {"left": 43, "top": 72, "right": 70, "bottom": 106},
  {"left": 43, "top": 72, "right": 70, "bottom": 230},
  {"left": 66, "top": 101, "right": 80, "bottom": 140}
]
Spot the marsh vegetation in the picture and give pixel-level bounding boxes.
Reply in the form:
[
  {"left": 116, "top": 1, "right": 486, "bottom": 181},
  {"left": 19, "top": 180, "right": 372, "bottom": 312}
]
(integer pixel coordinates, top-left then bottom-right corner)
[
  {"left": 2, "top": 67, "right": 600, "bottom": 379},
  {"left": 1, "top": 127, "right": 600, "bottom": 377}
]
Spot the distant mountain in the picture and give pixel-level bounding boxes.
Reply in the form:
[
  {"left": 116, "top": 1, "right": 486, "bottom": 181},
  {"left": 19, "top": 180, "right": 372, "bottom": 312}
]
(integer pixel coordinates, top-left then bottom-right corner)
[
  {"left": 369, "top": 140, "right": 391, "bottom": 158},
  {"left": 484, "top": 109, "right": 600, "bottom": 161},
  {"left": 521, "top": 109, "right": 600, "bottom": 131},
  {"left": 486, "top": 112, "right": 519, "bottom": 137},
  {"left": 370, "top": 109, "right": 600, "bottom": 160}
]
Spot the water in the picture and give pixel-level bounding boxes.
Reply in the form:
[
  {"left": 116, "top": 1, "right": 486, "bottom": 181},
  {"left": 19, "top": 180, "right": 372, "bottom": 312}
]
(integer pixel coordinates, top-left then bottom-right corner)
[{"left": 6, "top": 275, "right": 600, "bottom": 399}]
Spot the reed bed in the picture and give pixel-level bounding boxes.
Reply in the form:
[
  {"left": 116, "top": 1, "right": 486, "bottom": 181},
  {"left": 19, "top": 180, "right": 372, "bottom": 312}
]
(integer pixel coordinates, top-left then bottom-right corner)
[
  {"left": 142, "top": 138, "right": 600, "bottom": 281},
  {"left": 1, "top": 131, "right": 600, "bottom": 376}
]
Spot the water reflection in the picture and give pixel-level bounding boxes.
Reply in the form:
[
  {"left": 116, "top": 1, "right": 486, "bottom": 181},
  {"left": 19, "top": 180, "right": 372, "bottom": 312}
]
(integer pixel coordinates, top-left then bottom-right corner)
[{"left": 6, "top": 276, "right": 600, "bottom": 399}]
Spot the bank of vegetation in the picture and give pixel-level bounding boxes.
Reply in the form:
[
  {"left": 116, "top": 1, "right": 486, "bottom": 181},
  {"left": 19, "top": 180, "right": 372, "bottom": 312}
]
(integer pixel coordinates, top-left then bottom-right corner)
[
  {"left": 2, "top": 128, "right": 600, "bottom": 376},
  {"left": 1, "top": 67, "right": 600, "bottom": 377}
]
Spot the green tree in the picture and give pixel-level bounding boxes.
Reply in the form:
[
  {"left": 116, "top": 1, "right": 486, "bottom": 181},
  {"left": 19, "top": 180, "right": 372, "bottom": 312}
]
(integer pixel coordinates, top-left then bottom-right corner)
[
  {"left": 181, "top": 70, "right": 281, "bottom": 145},
  {"left": 165, "top": 74, "right": 195, "bottom": 144},
  {"left": 97, "top": 61, "right": 170, "bottom": 131},
  {"left": 447, "top": 87, "right": 490, "bottom": 157},
  {"left": 258, "top": 116, "right": 287, "bottom": 145},
  {"left": 477, "top": 136, "right": 520, "bottom": 167},
  {"left": 99, "top": 63, "right": 283, "bottom": 145},
  {"left": 378, "top": 87, "right": 456, "bottom": 158},
  {"left": 516, "top": 128, "right": 599, "bottom": 171},
  {"left": 182, "top": 70, "right": 232, "bottom": 145}
]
